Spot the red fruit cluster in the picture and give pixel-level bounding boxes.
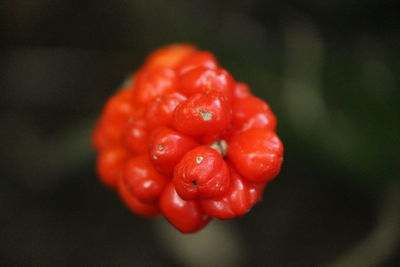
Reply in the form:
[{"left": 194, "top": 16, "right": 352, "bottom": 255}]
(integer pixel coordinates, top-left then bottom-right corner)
[{"left": 92, "top": 44, "right": 284, "bottom": 233}]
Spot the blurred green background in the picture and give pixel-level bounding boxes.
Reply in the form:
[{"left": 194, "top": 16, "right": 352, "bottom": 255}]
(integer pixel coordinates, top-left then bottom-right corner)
[{"left": 1, "top": 0, "right": 399, "bottom": 266}]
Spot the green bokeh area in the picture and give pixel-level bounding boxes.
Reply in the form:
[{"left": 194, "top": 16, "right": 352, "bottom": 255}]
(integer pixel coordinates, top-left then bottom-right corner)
[{"left": 1, "top": 0, "right": 399, "bottom": 266}]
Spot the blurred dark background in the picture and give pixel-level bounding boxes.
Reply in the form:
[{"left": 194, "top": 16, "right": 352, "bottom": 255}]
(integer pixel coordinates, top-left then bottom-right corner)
[{"left": 1, "top": 0, "right": 399, "bottom": 266}]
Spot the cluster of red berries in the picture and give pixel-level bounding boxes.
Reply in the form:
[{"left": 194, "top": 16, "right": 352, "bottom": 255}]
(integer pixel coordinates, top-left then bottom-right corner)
[{"left": 92, "top": 44, "right": 284, "bottom": 233}]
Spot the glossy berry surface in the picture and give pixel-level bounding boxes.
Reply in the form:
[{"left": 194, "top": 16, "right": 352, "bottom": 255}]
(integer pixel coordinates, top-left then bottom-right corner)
[
  {"left": 173, "top": 146, "right": 230, "bottom": 200},
  {"left": 92, "top": 43, "right": 284, "bottom": 233}
]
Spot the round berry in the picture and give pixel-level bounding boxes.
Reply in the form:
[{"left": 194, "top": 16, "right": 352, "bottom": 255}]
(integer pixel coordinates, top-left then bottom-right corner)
[
  {"left": 228, "top": 96, "right": 277, "bottom": 138},
  {"left": 179, "top": 66, "right": 235, "bottom": 101},
  {"left": 149, "top": 127, "right": 199, "bottom": 176},
  {"left": 176, "top": 51, "right": 218, "bottom": 74},
  {"left": 92, "top": 118, "right": 123, "bottom": 150},
  {"left": 200, "top": 167, "right": 261, "bottom": 219},
  {"left": 118, "top": 175, "right": 160, "bottom": 217},
  {"left": 122, "top": 155, "right": 168, "bottom": 202},
  {"left": 133, "top": 67, "right": 177, "bottom": 106},
  {"left": 172, "top": 92, "right": 232, "bottom": 138},
  {"left": 159, "top": 183, "right": 210, "bottom": 233},
  {"left": 96, "top": 146, "right": 128, "bottom": 188},
  {"left": 173, "top": 146, "right": 230, "bottom": 200},
  {"left": 228, "top": 128, "right": 283, "bottom": 183},
  {"left": 102, "top": 89, "right": 135, "bottom": 123},
  {"left": 144, "top": 44, "right": 196, "bottom": 69},
  {"left": 123, "top": 118, "right": 148, "bottom": 155},
  {"left": 145, "top": 92, "right": 187, "bottom": 131},
  {"left": 233, "top": 82, "right": 251, "bottom": 100}
]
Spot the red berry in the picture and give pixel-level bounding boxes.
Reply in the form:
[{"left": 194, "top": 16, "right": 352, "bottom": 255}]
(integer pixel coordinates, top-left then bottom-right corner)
[
  {"left": 159, "top": 183, "right": 210, "bottom": 233},
  {"left": 122, "top": 155, "right": 168, "bottom": 202},
  {"left": 144, "top": 44, "right": 196, "bottom": 70},
  {"left": 227, "top": 96, "right": 277, "bottom": 139},
  {"left": 123, "top": 118, "right": 148, "bottom": 155},
  {"left": 96, "top": 147, "right": 128, "bottom": 188},
  {"left": 92, "top": 89, "right": 138, "bottom": 150},
  {"left": 118, "top": 174, "right": 160, "bottom": 217},
  {"left": 102, "top": 89, "right": 135, "bottom": 123},
  {"left": 173, "top": 146, "right": 230, "bottom": 200},
  {"left": 176, "top": 51, "right": 218, "bottom": 74},
  {"left": 145, "top": 92, "right": 187, "bottom": 131},
  {"left": 92, "top": 118, "right": 122, "bottom": 150},
  {"left": 179, "top": 66, "right": 235, "bottom": 101},
  {"left": 172, "top": 92, "right": 232, "bottom": 138},
  {"left": 149, "top": 127, "right": 199, "bottom": 176},
  {"left": 133, "top": 67, "right": 177, "bottom": 106},
  {"left": 200, "top": 167, "right": 261, "bottom": 219},
  {"left": 228, "top": 128, "right": 283, "bottom": 183},
  {"left": 233, "top": 82, "right": 251, "bottom": 100}
]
